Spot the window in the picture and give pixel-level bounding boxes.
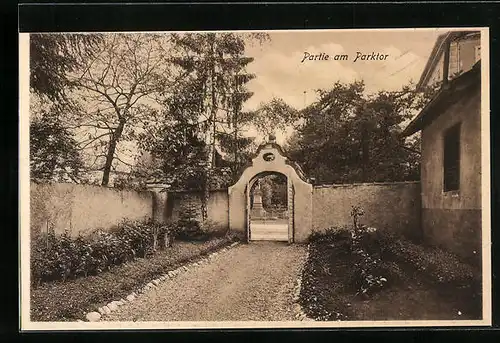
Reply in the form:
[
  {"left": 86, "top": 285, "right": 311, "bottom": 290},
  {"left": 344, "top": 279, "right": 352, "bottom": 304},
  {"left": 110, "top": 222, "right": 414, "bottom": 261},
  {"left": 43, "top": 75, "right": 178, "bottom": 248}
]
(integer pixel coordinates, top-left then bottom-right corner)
[
  {"left": 443, "top": 123, "right": 461, "bottom": 192},
  {"left": 474, "top": 45, "right": 481, "bottom": 63}
]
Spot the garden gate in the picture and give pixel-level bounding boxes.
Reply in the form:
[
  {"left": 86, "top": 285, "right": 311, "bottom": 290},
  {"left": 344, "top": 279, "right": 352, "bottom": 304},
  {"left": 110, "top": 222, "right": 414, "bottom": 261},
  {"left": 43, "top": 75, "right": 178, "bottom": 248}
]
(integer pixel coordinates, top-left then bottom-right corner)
[{"left": 228, "top": 135, "right": 313, "bottom": 243}]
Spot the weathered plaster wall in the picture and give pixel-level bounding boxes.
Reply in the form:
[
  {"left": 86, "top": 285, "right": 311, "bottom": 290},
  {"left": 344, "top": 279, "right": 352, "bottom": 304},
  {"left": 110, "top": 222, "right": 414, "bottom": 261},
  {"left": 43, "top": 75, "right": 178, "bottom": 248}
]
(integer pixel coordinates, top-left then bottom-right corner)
[
  {"left": 169, "top": 190, "right": 229, "bottom": 231},
  {"left": 30, "top": 182, "right": 153, "bottom": 237},
  {"left": 312, "top": 182, "right": 422, "bottom": 239},
  {"left": 420, "top": 85, "right": 482, "bottom": 264}
]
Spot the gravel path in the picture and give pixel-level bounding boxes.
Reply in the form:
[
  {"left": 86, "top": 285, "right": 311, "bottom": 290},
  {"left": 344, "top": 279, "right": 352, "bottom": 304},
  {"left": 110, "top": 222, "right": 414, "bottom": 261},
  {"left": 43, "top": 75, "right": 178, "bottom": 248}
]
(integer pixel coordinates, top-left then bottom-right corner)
[{"left": 103, "top": 241, "right": 306, "bottom": 322}]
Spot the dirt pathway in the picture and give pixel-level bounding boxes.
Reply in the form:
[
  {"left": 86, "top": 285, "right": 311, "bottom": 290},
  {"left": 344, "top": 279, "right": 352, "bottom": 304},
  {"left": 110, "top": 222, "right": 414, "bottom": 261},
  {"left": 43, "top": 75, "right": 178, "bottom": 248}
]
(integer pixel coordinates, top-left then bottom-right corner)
[{"left": 103, "top": 241, "right": 306, "bottom": 322}]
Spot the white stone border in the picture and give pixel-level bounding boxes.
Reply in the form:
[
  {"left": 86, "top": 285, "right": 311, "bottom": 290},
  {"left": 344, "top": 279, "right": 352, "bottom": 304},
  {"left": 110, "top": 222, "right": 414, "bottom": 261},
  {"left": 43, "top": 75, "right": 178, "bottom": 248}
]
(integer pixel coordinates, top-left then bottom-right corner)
[
  {"left": 82, "top": 241, "right": 240, "bottom": 322},
  {"left": 292, "top": 243, "right": 314, "bottom": 321}
]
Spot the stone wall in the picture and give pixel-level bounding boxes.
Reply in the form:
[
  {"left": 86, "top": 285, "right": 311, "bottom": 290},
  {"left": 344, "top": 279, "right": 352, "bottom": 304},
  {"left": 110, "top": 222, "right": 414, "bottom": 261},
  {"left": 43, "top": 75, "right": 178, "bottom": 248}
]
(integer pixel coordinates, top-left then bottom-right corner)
[
  {"left": 312, "top": 182, "right": 422, "bottom": 240},
  {"left": 30, "top": 182, "right": 153, "bottom": 237}
]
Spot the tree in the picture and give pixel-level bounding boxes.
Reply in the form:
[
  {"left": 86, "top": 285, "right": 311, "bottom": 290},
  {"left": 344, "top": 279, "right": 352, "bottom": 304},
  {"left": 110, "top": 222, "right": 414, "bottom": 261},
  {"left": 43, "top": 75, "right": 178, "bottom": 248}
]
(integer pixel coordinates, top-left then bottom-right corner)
[
  {"left": 252, "top": 97, "right": 300, "bottom": 137},
  {"left": 259, "top": 174, "right": 287, "bottom": 209},
  {"left": 215, "top": 73, "right": 261, "bottom": 180},
  {"left": 30, "top": 33, "right": 102, "bottom": 103},
  {"left": 150, "top": 32, "right": 268, "bottom": 220},
  {"left": 68, "top": 33, "right": 179, "bottom": 186},
  {"left": 149, "top": 121, "right": 210, "bottom": 191},
  {"left": 29, "top": 34, "right": 102, "bottom": 184},
  {"left": 285, "top": 81, "right": 435, "bottom": 184},
  {"left": 30, "top": 104, "right": 84, "bottom": 183},
  {"left": 168, "top": 32, "right": 268, "bottom": 166}
]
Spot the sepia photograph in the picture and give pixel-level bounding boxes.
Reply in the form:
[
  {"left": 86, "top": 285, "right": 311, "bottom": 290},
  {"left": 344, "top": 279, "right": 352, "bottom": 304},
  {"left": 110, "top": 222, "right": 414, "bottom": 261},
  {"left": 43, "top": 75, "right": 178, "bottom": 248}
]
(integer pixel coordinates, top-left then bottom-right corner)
[{"left": 19, "top": 28, "right": 491, "bottom": 330}]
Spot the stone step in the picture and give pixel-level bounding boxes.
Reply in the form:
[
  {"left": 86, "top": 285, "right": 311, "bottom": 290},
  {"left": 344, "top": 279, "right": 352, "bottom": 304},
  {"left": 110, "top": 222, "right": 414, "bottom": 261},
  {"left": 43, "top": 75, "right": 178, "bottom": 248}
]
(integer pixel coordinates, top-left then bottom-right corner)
[
  {"left": 250, "top": 237, "right": 288, "bottom": 241},
  {"left": 250, "top": 227, "right": 288, "bottom": 232},
  {"left": 249, "top": 222, "right": 289, "bottom": 241},
  {"left": 250, "top": 233, "right": 288, "bottom": 238}
]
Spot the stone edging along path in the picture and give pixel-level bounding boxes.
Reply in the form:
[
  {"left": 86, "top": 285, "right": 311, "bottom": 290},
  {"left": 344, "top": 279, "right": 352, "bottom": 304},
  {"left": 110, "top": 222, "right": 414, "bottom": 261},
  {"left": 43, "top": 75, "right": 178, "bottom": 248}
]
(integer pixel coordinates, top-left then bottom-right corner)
[
  {"left": 82, "top": 241, "right": 240, "bottom": 322},
  {"left": 292, "top": 244, "right": 314, "bottom": 322}
]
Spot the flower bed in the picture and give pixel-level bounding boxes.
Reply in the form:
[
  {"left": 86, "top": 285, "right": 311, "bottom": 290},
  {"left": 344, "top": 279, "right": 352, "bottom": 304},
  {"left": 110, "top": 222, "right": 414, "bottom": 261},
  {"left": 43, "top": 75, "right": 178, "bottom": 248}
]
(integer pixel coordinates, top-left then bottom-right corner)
[
  {"left": 376, "top": 230, "right": 480, "bottom": 287},
  {"left": 299, "top": 206, "right": 482, "bottom": 321}
]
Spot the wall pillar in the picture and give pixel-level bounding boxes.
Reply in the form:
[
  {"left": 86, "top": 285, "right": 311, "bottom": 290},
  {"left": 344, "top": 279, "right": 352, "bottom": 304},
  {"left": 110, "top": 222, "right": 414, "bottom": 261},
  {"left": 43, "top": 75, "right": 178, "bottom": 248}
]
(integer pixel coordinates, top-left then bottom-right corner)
[{"left": 147, "top": 183, "right": 169, "bottom": 223}]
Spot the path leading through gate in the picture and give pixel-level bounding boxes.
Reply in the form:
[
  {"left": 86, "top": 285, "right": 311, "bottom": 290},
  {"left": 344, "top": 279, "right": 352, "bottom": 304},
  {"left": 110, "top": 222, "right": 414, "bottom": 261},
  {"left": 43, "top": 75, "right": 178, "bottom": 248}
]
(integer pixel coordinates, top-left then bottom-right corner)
[
  {"left": 250, "top": 219, "right": 289, "bottom": 241},
  {"left": 102, "top": 242, "right": 306, "bottom": 322}
]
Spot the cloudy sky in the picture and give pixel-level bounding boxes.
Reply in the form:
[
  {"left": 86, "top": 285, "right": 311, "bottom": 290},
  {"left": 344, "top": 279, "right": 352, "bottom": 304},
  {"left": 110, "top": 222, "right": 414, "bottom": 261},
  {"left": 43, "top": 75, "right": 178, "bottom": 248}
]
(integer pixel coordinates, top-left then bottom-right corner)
[
  {"left": 243, "top": 29, "right": 446, "bottom": 110},
  {"left": 240, "top": 29, "right": 448, "bottom": 143}
]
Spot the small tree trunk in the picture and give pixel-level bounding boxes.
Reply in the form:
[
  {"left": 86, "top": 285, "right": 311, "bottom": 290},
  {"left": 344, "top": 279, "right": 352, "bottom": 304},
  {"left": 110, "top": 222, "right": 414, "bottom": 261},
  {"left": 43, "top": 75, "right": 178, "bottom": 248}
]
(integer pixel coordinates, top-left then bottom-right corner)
[
  {"left": 163, "top": 232, "right": 168, "bottom": 249},
  {"left": 200, "top": 34, "right": 218, "bottom": 223},
  {"left": 153, "top": 233, "right": 158, "bottom": 252},
  {"left": 201, "top": 170, "right": 210, "bottom": 222},
  {"left": 102, "top": 119, "right": 126, "bottom": 186},
  {"left": 164, "top": 232, "right": 173, "bottom": 248}
]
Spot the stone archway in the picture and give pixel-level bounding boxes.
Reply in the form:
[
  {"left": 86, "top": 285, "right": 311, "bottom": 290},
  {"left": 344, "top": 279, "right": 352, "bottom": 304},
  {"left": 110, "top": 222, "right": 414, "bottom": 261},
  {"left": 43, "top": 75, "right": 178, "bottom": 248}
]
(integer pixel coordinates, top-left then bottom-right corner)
[
  {"left": 228, "top": 137, "right": 313, "bottom": 243},
  {"left": 247, "top": 171, "right": 289, "bottom": 242}
]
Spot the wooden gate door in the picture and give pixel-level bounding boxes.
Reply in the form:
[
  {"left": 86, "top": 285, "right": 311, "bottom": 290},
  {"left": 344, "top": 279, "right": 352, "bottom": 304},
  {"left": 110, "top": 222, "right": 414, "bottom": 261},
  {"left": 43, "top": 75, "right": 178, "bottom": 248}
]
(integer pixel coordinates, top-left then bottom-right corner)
[
  {"left": 287, "top": 178, "right": 294, "bottom": 243},
  {"left": 246, "top": 184, "right": 251, "bottom": 243}
]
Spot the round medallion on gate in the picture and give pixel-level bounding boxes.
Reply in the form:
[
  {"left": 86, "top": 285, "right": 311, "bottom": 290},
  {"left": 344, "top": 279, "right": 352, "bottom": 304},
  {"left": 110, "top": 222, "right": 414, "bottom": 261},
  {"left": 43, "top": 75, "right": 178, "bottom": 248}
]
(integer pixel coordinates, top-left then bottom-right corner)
[{"left": 263, "top": 153, "right": 275, "bottom": 162}]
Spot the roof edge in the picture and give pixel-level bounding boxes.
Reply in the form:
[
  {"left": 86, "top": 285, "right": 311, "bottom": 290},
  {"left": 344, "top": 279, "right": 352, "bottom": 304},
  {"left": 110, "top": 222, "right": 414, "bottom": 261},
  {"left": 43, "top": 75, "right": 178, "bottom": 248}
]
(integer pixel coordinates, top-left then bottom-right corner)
[
  {"left": 416, "top": 30, "right": 480, "bottom": 91},
  {"left": 402, "top": 60, "right": 481, "bottom": 137}
]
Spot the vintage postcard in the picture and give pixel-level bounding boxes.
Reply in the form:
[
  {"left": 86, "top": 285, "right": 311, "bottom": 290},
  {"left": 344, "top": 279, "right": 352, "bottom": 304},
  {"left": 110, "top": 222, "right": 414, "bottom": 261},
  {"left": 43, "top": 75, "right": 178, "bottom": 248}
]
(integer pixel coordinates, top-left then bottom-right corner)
[{"left": 19, "top": 28, "right": 491, "bottom": 330}]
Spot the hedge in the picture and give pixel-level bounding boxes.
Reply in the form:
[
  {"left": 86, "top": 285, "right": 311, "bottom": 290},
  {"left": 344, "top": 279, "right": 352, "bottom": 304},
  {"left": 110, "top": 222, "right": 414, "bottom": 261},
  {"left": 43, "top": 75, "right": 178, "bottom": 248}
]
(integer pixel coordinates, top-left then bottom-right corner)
[{"left": 30, "top": 219, "right": 180, "bottom": 286}]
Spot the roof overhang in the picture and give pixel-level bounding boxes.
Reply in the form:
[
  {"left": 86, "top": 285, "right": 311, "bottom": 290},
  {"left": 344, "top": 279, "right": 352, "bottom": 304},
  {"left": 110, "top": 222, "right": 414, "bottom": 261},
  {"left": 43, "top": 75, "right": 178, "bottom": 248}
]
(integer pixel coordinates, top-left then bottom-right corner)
[{"left": 401, "top": 61, "right": 481, "bottom": 137}]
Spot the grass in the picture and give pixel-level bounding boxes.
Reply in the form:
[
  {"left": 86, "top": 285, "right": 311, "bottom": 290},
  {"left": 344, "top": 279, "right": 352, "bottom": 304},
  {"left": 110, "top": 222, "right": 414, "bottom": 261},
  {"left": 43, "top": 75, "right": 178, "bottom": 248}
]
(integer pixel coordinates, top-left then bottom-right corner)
[
  {"left": 299, "top": 230, "right": 482, "bottom": 321},
  {"left": 30, "top": 236, "right": 237, "bottom": 322}
]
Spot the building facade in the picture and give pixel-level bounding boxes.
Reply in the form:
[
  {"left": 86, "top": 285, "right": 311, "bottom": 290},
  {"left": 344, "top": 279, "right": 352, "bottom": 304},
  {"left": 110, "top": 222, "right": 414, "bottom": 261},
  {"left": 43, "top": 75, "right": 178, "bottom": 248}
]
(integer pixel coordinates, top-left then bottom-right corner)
[{"left": 403, "top": 31, "right": 482, "bottom": 266}]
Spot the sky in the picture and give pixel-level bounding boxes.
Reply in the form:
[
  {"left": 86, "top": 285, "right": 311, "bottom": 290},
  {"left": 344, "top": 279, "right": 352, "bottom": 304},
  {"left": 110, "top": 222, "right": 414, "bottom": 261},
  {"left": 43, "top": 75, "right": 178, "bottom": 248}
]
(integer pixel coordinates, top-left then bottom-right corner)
[{"left": 240, "top": 29, "right": 448, "bottom": 144}]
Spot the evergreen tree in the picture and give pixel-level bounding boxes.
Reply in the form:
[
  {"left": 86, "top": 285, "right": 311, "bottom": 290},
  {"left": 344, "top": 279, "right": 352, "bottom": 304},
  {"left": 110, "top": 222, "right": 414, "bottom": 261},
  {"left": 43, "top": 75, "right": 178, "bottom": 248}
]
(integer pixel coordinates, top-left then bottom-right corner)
[
  {"left": 30, "top": 33, "right": 102, "bottom": 103},
  {"left": 156, "top": 32, "right": 268, "bottom": 220}
]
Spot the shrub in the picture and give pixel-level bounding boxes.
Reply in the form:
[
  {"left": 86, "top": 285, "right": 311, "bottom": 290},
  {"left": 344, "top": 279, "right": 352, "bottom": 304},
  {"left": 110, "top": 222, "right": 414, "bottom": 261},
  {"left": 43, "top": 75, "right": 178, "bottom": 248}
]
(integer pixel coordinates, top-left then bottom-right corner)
[
  {"left": 85, "top": 230, "right": 134, "bottom": 274},
  {"left": 175, "top": 199, "right": 209, "bottom": 241},
  {"left": 307, "top": 205, "right": 480, "bottom": 304},
  {"left": 31, "top": 219, "right": 179, "bottom": 286},
  {"left": 223, "top": 229, "right": 241, "bottom": 242},
  {"left": 380, "top": 234, "right": 478, "bottom": 287},
  {"left": 161, "top": 219, "right": 181, "bottom": 248},
  {"left": 353, "top": 221, "right": 479, "bottom": 288},
  {"left": 346, "top": 206, "right": 388, "bottom": 296},
  {"left": 113, "top": 220, "right": 154, "bottom": 258},
  {"left": 31, "top": 235, "right": 235, "bottom": 321},
  {"left": 349, "top": 247, "right": 388, "bottom": 296},
  {"left": 30, "top": 230, "right": 80, "bottom": 284},
  {"left": 72, "top": 234, "right": 96, "bottom": 278},
  {"left": 200, "top": 220, "right": 230, "bottom": 239},
  {"left": 31, "top": 229, "right": 67, "bottom": 285},
  {"left": 376, "top": 261, "right": 408, "bottom": 287},
  {"left": 308, "top": 226, "right": 351, "bottom": 244},
  {"left": 309, "top": 206, "right": 388, "bottom": 297}
]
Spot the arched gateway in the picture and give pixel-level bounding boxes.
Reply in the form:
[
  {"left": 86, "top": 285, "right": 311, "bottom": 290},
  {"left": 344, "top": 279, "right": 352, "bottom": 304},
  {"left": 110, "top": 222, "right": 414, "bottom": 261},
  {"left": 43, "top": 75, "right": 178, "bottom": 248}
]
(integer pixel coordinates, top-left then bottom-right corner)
[{"left": 228, "top": 136, "right": 313, "bottom": 243}]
